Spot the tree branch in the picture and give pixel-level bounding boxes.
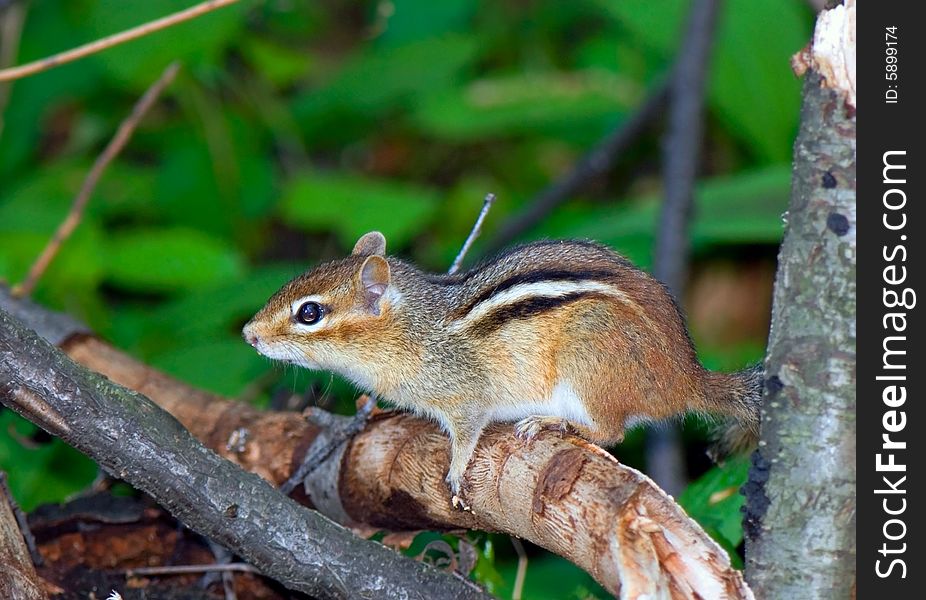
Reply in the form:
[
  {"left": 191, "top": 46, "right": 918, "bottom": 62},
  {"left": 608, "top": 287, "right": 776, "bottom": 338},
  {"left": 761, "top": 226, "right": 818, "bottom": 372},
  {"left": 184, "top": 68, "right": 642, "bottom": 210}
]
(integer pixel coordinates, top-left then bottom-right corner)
[
  {"left": 0, "top": 308, "right": 491, "bottom": 600},
  {"left": 1, "top": 287, "right": 754, "bottom": 599}
]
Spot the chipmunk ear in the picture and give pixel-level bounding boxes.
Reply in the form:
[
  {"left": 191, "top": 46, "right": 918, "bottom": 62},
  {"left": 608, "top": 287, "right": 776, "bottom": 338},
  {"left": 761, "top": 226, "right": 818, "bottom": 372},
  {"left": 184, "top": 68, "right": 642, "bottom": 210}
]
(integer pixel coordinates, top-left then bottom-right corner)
[
  {"left": 358, "top": 255, "right": 391, "bottom": 315},
  {"left": 352, "top": 231, "right": 386, "bottom": 257}
]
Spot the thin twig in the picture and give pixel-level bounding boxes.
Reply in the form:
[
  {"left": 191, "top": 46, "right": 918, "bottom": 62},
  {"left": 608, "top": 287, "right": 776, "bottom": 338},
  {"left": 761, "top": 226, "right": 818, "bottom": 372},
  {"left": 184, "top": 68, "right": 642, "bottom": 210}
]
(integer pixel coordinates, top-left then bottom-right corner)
[
  {"left": 449, "top": 193, "right": 496, "bottom": 274},
  {"left": 124, "top": 563, "right": 260, "bottom": 577},
  {"left": 486, "top": 80, "right": 669, "bottom": 252},
  {"left": 279, "top": 395, "right": 377, "bottom": 495},
  {"left": 510, "top": 537, "right": 527, "bottom": 600},
  {"left": 12, "top": 62, "right": 180, "bottom": 298},
  {"left": 204, "top": 539, "right": 238, "bottom": 600},
  {"left": 0, "top": 471, "right": 43, "bottom": 567},
  {"left": 646, "top": 0, "right": 721, "bottom": 497},
  {"left": 0, "top": 0, "right": 239, "bottom": 82}
]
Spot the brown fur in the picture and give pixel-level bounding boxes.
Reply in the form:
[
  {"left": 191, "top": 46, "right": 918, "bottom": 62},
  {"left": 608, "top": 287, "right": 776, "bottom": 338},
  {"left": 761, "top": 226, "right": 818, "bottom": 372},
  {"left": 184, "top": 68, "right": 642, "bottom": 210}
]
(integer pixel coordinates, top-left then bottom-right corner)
[{"left": 243, "top": 232, "right": 761, "bottom": 501}]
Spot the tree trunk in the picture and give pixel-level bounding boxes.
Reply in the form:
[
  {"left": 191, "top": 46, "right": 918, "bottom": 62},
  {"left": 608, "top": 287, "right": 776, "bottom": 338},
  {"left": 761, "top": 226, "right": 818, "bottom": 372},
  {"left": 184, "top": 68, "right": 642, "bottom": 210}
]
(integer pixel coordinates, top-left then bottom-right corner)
[{"left": 743, "top": 2, "right": 856, "bottom": 595}]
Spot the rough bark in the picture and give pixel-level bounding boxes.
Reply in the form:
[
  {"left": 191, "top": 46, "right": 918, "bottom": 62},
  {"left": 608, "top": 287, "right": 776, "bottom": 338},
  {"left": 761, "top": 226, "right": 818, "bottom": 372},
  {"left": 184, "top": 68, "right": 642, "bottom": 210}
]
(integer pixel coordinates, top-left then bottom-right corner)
[
  {"left": 743, "top": 6, "right": 857, "bottom": 596},
  {"left": 1, "top": 288, "right": 754, "bottom": 599},
  {"left": 0, "top": 474, "right": 48, "bottom": 600},
  {"left": 0, "top": 308, "right": 491, "bottom": 600}
]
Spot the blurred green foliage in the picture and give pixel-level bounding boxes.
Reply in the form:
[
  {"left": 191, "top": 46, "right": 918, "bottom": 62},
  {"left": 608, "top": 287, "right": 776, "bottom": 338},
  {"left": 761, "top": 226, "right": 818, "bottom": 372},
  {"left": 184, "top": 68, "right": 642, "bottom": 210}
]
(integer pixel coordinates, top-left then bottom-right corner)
[{"left": 0, "top": 0, "right": 812, "bottom": 596}]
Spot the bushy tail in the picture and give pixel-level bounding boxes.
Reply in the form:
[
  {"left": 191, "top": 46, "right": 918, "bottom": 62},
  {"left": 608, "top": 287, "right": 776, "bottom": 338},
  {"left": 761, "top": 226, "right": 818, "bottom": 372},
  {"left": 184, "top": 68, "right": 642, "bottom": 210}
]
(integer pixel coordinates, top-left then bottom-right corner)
[{"left": 700, "top": 364, "right": 764, "bottom": 459}]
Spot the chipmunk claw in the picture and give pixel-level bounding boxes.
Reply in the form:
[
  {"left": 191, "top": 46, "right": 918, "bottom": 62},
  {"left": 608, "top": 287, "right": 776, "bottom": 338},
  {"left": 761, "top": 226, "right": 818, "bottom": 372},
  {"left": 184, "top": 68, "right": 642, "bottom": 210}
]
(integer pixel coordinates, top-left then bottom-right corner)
[
  {"left": 514, "top": 418, "right": 541, "bottom": 441},
  {"left": 451, "top": 494, "right": 472, "bottom": 512},
  {"left": 515, "top": 416, "right": 572, "bottom": 441},
  {"left": 446, "top": 473, "right": 472, "bottom": 511}
]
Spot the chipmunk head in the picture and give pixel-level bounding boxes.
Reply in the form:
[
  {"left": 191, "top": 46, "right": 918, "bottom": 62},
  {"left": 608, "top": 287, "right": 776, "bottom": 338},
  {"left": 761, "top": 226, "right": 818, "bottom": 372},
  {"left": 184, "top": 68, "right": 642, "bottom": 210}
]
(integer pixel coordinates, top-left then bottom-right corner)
[{"left": 242, "top": 231, "right": 396, "bottom": 376}]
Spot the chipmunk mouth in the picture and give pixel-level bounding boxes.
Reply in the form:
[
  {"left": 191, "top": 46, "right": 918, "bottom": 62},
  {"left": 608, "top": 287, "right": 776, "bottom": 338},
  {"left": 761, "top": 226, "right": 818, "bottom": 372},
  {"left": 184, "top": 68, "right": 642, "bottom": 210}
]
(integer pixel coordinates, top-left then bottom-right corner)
[{"left": 250, "top": 336, "right": 321, "bottom": 370}]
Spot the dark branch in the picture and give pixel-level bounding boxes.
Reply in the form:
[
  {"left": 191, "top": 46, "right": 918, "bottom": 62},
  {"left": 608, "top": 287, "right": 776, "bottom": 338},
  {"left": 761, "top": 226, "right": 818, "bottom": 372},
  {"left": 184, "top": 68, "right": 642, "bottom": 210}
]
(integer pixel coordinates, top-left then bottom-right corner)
[
  {"left": 646, "top": 0, "right": 721, "bottom": 497},
  {"left": 0, "top": 308, "right": 490, "bottom": 600},
  {"left": 654, "top": 0, "right": 721, "bottom": 293},
  {"left": 486, "top": 79, "right": 669, "bottom": 252}
]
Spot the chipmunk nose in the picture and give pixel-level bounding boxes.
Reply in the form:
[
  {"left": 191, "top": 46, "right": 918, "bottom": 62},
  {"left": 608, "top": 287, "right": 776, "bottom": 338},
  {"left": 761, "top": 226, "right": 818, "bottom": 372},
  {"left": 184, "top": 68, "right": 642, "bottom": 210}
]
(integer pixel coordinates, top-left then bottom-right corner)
[{"left": 242, "top": 323, "right": 260, "bottom": 347}]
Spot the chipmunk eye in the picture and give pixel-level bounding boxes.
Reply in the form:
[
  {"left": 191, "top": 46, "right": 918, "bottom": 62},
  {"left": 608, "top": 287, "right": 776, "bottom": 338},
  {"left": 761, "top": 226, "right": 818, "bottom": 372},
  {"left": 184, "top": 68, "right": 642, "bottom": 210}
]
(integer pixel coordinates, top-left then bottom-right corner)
[{"left": 296, "top": 301, "right": 324, "bottom": 325}]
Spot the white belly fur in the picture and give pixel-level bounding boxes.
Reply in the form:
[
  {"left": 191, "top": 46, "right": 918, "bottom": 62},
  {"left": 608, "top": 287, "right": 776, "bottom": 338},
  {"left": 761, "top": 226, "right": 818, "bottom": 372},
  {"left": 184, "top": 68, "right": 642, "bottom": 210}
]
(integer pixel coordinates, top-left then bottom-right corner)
[{"left": 489, "top": 381, "right": 593, "bottom": 426}]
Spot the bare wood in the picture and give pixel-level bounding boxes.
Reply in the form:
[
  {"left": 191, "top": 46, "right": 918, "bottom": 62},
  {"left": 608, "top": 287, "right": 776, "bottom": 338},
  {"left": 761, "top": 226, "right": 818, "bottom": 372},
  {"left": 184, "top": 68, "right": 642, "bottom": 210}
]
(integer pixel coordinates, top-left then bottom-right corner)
[
  {"left": 0, "top": 474, "right": 49, "bottom": 600},
  {"left": 448, "top": 193, "right": 496, "bottom": 274},
  {"left": 12, "top": 62, "right": 180, "bottom": 298},
  {"left": 0, "top": 0, "right": 239, "bottom": 83},
  {"left": 0, "top": 310, "right": 491, "bottom": 600}
]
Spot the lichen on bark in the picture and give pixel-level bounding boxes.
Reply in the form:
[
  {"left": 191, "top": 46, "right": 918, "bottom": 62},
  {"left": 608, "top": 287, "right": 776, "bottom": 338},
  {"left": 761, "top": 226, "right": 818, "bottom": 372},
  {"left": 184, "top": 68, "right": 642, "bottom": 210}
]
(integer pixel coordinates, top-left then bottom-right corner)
[{"left": 744, "top": 70, "right": 856, "bottom": 597}]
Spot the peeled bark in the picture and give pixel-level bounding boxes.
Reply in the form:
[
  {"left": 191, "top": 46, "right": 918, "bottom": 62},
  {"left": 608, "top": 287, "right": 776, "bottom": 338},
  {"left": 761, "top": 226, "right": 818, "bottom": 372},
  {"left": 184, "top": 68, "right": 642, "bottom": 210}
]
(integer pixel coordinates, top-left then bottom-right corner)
[
  {"left": 0, "top": 474, "right": 48, "bottom": 600},
  {"left": 743, "top": 2, "right": 856, "bottom": 595},
  {"left": 1, "top": 288, "right": 754, "bottom": 599}
]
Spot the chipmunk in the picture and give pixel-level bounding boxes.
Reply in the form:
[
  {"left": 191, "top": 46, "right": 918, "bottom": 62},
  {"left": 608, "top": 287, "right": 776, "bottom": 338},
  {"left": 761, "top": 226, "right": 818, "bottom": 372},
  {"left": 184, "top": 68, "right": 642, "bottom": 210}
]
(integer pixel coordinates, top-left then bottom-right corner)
[{"left": 243, "top": 231, "right": 761, "bottom": 506}]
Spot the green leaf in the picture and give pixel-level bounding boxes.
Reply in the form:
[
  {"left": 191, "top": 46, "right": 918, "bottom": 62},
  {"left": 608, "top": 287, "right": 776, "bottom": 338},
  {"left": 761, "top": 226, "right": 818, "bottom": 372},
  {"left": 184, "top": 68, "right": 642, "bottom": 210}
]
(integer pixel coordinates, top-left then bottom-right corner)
[
  {"left": 142, "top": 265, "right": 302, "bottom": 349},
  {"left": 494, "top": 553, "right": 609, "bottom": 600},
  {"left": 597, "top": 0, "right": 810, "bottom": 163},
  {"left": 0, "top": 4, "right": 105, "bottom": 176},
  {"left": 0, "top": 159, "right": 161, "bottom": 227},
  {"left": 709, "top": 0, "right": 810, "bottom": 162},
  {"left": 0, "top": 177, "right": 81, "bottom": 234},
  {"left": 413, "top": 70, "right": 638, "bottom": 141},
  {"left": 0, "top": 411, "right": 97, "bottom": 512},
  {"left": 148, "top": 338, "right": 268, "bottom": 396},
  {"left": 293, "top": 34, "right": 479, "bottom": 125},
  {"left": 0, "top": 230, "right": 104, "bottom": 293},
  {"left": 378, "top": 0, "right": 475, "bottom": 46},
  {"left": 102, "top": 228, "right": 245, "bottom": 293},
  {"left": 280, "top": 173, "right": 440, "bottom": 248},
  {"left": 241, "top": 37, "right": 314, "bottom": 87},
  {"left": 593, "top": 0, "right": 687, "bottom": 58},
  {"left": 679, "top": 454, "right": 750, "bottom": 551},
  {"left": 471, "top": 537, "right": 505, "bottom": 595}
]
